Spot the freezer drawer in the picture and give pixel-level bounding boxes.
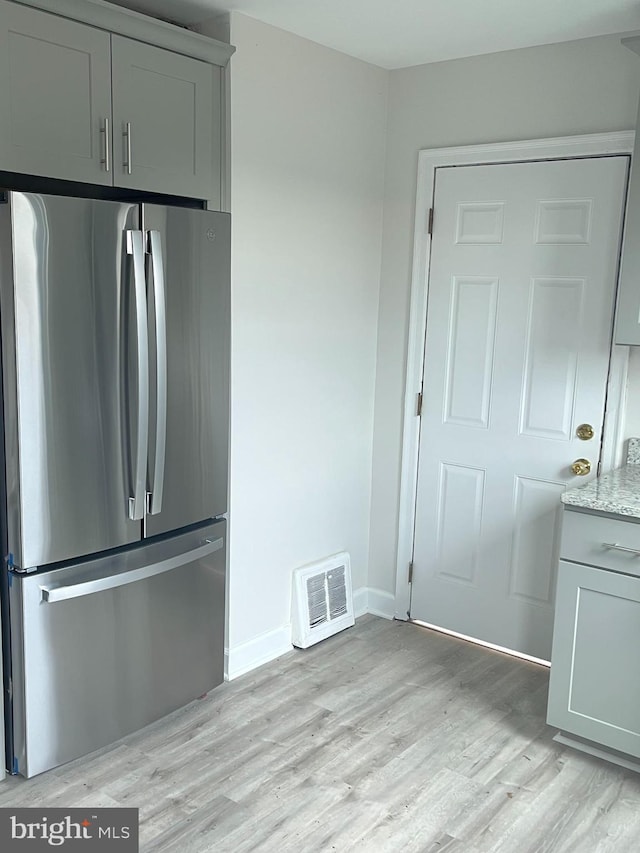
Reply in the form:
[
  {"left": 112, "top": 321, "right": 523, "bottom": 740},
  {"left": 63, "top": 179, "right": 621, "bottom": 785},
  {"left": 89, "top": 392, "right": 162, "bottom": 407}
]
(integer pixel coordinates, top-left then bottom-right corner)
[{"left": 10, "top": 521, "right": 226, "bottom": 778}]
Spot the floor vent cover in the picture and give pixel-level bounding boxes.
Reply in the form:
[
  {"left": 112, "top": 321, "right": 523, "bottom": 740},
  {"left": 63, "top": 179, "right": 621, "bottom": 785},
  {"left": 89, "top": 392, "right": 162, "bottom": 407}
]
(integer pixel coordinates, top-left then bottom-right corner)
[{"left": 292, "top": 552, "right": 354, "bottom": 648}]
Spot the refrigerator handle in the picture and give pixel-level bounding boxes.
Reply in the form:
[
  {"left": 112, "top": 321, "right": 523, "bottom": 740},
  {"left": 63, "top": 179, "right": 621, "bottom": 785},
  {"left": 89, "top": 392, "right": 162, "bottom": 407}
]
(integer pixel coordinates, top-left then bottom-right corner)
[
  {"left": 39, "top": 536, "right": 223, "bottom": 603},
  {"left": 126, "top": 230, "right": 149, "bottom": 522},
  {"left": 147, "top": 230, "right": 167, "bottom": 515}
]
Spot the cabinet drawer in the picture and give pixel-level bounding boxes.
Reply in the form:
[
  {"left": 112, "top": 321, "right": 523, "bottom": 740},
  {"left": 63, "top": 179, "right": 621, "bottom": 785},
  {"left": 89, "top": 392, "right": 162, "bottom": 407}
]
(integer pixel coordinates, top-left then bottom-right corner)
[{"left": 561, "top": 508, "right": 640, "bottom": 576}]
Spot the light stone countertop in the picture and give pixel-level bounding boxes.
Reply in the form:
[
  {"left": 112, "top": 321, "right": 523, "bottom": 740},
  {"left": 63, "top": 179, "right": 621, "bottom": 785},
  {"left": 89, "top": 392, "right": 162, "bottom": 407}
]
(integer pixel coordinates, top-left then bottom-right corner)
[{"left": 561, "top": 438, "right": 640, "bottom": 518}]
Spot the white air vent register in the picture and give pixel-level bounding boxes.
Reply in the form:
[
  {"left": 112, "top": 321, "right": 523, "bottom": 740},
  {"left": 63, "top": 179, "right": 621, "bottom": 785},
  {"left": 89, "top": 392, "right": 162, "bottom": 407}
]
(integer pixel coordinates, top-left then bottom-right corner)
[{"left": 291, "top": 552, "right": 355, "bottom": 648}]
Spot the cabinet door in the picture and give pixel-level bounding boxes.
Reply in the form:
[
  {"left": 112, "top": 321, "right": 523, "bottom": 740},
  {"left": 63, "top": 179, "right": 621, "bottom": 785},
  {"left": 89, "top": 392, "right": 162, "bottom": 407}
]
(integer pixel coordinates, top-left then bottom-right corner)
[
  {"left": 0, "top": 0, "right": 112, "bottom": 185},
  {"left": 111, "top": 36, "right": 214, "bottom": 199},
  {"left": 547, "top": 559, "right": 640, "bottom": 758}
]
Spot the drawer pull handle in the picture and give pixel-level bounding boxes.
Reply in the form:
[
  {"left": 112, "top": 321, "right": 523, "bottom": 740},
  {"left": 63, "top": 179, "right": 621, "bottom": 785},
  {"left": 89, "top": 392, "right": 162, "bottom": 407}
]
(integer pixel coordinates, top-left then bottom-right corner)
[{"left": 602, "top": 542, "right": 640, "bottom": 556}]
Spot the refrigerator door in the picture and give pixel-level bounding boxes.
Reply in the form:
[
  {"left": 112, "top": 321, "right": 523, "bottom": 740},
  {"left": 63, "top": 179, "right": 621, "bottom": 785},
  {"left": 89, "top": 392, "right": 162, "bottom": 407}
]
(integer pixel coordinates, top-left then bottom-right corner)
[
  {"left": 142, "top": 206, "right": 230, "bottom": 537},
  {"left": 0, "top": 193, "right": 141, "bottom": 570},
  {"left": 10, "top": 519, "right": 226, "bottom": 778}
]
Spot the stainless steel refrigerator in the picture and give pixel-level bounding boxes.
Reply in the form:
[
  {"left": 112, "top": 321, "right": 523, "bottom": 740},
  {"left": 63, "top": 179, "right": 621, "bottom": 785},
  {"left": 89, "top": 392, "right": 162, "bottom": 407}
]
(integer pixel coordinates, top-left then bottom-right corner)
[{"left": 0, "top": 191, "right": 230, "bottom": 778}]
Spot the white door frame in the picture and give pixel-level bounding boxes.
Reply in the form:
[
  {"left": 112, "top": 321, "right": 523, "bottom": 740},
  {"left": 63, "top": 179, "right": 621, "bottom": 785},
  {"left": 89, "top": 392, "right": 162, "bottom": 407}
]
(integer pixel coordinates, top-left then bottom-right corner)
[{"left": 394, "top": 131, "right": 635, "bottom": 620}]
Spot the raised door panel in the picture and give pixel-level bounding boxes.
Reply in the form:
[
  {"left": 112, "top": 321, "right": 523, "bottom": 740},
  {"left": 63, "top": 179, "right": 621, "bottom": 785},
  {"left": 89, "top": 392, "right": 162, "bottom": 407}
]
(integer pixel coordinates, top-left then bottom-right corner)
[
  {"left": 0, "top": 0, "right": 112, "bottom": 185},
  {"left": 111, "top": 36, "right": 214, "bottom": 199},
  {"left": 547, "top": 559, "right": 640, "bottom": 758}
]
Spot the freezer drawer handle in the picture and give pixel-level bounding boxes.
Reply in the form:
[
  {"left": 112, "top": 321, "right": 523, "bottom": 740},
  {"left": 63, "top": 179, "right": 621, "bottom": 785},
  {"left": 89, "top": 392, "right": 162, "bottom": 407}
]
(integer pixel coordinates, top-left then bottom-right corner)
[
  {"left": 127, "top": 229, "right": 149, "bottom": 521},
  {"left": 39, "top": 537, "right": 223, "bottom": 603},
  {"left": 147, "top": 230, "right": 167, "bottom": 515}
]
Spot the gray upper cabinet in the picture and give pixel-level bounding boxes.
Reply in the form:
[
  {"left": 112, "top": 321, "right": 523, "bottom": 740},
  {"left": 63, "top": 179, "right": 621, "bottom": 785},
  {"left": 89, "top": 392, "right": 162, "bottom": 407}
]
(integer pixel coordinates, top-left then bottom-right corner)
[
  {"left": 0, "top": 0, "right": 231, "bottom": 203},
  {"left": 615, "top": 37, "right": 640, "bottom": 344},
  {"left": 614, "top": 94, "right": 640, "bottom": 344},
  {"left": 111, "top": 36, "right": 215, "bottom": 198},
  {"left": 0, "top": 0, "right": 112, "bottom": 185}
]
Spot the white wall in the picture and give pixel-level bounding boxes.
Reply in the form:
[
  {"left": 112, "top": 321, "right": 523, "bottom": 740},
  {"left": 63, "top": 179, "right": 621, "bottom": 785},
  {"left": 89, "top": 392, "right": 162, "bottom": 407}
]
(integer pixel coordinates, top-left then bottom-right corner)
[
  {"left": 370, "top": 35, "right": 640, "bottom": 597},
  {"left": 223, "top": 13, "right": 388, "bottom": 675}
]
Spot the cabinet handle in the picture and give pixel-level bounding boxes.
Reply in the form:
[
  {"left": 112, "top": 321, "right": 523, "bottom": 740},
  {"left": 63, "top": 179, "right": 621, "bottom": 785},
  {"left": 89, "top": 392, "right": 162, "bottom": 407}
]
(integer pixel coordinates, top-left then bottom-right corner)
[
  {"left": 100, "top": 117, "right": 110, "bottom": 173},
  {"left": 602, "top": 542, "right": 640, "bottom": 556},
  {"left": 123, "top": 121, "right": 132, "bottom": 175}
]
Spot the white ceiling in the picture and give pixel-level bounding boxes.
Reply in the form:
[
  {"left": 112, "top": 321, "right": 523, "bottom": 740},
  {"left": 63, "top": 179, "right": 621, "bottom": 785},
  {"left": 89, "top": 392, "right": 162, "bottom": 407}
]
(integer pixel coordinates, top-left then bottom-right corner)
[{"left": 108, "top": 0, "right": 640, "bottom": 69}]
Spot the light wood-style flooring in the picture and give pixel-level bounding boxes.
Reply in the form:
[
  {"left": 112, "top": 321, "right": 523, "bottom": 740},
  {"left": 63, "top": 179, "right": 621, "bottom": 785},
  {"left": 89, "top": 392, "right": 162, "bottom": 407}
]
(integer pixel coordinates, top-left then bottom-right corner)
[{"left": 1, "top": 615, "right": 639, "bottom": 851}]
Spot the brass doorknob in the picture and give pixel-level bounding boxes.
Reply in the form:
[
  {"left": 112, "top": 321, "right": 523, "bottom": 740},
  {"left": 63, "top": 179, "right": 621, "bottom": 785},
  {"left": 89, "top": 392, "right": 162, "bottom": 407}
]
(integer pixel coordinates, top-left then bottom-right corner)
[{"left": 571, "top": 458, "right": 591, "bottom": 476}]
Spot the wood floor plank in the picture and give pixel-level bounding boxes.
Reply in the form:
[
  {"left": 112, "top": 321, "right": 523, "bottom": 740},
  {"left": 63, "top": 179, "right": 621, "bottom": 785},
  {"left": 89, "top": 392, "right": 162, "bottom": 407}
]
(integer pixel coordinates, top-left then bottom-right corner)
[{"left": 1, "top": 615, "right": 639, "bottom": 852}]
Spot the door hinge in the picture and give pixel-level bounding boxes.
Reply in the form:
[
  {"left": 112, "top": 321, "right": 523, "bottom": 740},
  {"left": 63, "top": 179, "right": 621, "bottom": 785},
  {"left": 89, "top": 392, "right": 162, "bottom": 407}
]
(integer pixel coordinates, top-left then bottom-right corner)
[
  {"left": 408, "top": 561, "right": 414, "bottom": 583},
  {"left": 416, "top": 392, "right": 423, "bottom": 417},
  {"left": 427, "top": 207, "right": 434, "bottom": 235}
]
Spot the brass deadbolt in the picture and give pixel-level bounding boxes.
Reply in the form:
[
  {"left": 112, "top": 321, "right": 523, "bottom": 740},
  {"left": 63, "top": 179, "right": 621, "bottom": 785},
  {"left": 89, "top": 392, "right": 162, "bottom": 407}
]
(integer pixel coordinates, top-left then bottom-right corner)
[{"left": 576, "top": 423, "right": 594, "bottom": 441}]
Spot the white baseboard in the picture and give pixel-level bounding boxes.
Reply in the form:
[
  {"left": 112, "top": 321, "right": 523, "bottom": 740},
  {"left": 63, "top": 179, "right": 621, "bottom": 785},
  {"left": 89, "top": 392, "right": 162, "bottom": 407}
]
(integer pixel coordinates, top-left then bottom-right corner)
[
  {"left": 366, "top": 587, "right": 396, "bottom": 619},
  {"left": 225, "top": 623, "right": 293, "bottom": 681},
  {"left": 353, "top": 586, "right": 395, "bottom": 620},
  {"left": 225, "top": 589, "right": 395, "bottom": 681},
  {"left": 352, "top": 586, "right": 368, "bottom": 617}
]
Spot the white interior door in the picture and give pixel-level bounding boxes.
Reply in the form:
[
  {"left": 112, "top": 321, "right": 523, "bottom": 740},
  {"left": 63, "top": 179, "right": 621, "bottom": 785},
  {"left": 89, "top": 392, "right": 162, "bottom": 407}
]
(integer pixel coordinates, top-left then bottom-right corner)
[{"left": 410, "top": 156, "right": 628, "bottom": 661}]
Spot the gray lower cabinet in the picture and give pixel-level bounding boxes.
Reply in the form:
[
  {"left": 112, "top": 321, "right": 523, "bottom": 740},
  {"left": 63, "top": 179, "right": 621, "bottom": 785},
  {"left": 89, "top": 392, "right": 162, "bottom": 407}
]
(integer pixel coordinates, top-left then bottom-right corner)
[
  {"left": 547, "top": 511, "right": 640, "bottom": 760},
  {"left": 0, "top": 0, "right": 112, "bottom": 185},
  {"left": 111, "top": 36, "right": 215, "bottom": 198}
]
